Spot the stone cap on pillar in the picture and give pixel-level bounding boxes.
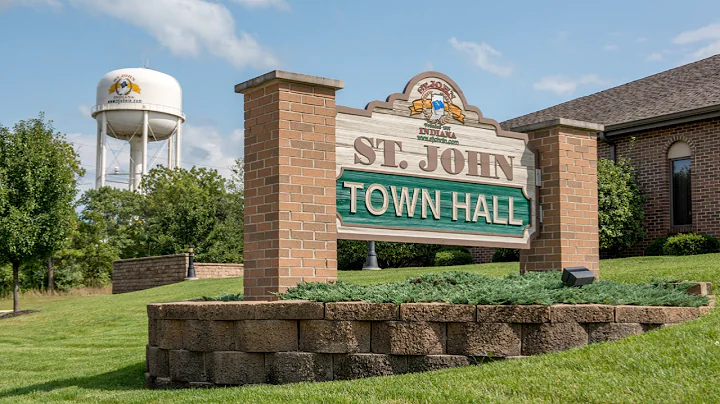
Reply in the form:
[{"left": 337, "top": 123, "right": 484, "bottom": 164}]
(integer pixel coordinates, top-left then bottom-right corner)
[
  {"left": 510, "top": 118, "right": 604, "bottom": 133},
  {"left": 234, "top": 70, "right": 344, "bottom": 94}
]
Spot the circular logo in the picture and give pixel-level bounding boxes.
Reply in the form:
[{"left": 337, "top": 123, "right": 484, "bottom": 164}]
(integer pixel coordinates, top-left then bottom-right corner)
[{"left": 115, "top": 78, "right": 133, "bottom": 96}]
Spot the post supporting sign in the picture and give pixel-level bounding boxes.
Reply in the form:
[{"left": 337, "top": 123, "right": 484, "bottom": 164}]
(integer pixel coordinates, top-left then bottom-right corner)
[{"left": 336, "top": 72, "right": 537, "bottom": 249}]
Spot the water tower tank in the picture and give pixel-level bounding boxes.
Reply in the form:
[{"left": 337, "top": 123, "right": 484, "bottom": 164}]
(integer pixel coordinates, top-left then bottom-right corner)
[{"left": 92, "top": 68, "right": 185, "bottom": 191}]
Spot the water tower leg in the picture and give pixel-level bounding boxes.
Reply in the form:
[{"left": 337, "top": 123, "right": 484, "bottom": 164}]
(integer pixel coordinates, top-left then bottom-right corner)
[
  {"left": 141, "top": 111, "right": 149, "bottom": 189},
  {"left": 175, "top": 118, "right": 182, "bottom": 169},
  {"left": 96, "top": 112, "right": 107, "bottom": 189},
  {"left": 130, "top": 137, "right": 143, "bottom": 192},
  {"left": 167, "top": 133, "right": 174, "bottom": 169}
]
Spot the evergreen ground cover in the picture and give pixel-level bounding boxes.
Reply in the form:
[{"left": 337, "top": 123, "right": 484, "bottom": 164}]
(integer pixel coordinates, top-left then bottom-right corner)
[
  {"left": 277, "top": 271, "right": 707, "bottom": 306},
  {"left": 0, "top": 255, "right": 718, "bottom": 403}
]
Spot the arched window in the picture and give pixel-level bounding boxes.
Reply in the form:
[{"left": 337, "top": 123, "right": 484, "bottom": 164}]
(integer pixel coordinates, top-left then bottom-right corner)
[{"left": 668, "top": 141, "right": 691, "bottom": 226}]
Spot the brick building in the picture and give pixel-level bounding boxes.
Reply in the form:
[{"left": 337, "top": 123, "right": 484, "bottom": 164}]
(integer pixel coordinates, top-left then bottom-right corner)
[{"left": 472, "top": 55, "right": 720, "bottom": 261}]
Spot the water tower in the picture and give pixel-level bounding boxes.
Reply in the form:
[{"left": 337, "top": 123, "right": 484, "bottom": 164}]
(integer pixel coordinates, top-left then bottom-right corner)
[{"left": 92, "top": 67, "right": 185, "bottom": 191}]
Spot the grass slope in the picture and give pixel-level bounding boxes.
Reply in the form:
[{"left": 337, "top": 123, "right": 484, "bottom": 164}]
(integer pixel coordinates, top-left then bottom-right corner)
[{"left": 0, "top": 255, "right": 718, "bottom": 403}]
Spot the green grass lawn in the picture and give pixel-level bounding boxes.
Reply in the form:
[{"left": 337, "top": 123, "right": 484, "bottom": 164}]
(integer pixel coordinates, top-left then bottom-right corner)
[{"left": 0, "top": 255, "right": 718, "bottom": 403}]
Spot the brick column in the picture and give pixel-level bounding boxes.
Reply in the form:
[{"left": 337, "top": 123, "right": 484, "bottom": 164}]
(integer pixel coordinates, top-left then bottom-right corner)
[
  {"left": 235, "top": 71, "right": 343, "bottom": 300},
  {"left": 513, "top": 119, "right": 603, "bottom": 278}
]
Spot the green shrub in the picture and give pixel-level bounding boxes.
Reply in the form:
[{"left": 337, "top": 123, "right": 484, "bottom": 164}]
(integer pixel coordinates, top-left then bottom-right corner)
[
  {"left": 645, "top": 237, "right": 668, "bottom": 256},
  {"left": 337, "top": 240, "right": 443, "bottom": 270},
  {"left": 277, "top": 271, "right": 708, "bottom": 307},
  {"left": 492, "top": 248, "right": 520, "bottom": 262},
  {"left": 662, "top": 233, "right": 720, "bottom": 256},
  {"left": 434, "top": 248, "right": 474, "bottom": 266},
  {"left": 598, "top": 157, "right": 646, "bottom": 253}
]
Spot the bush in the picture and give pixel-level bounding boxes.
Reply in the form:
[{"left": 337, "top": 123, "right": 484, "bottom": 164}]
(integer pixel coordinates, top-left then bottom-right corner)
[
  {"left": 337, "top": 240, "right": 443, "bottom": 270},
  {"left": 492, "top": 248, "right": 520, "bottom": 262},
  {"left": 645, "top": 237, "right": 668, "bottom": 256},
  {"left": 434, "top": 248, "right": 474, "bottom": 267},
  {"left": 662, "top": 233, "right": 720, "bottom": 256},
  {"left": 598, "top": 157, "right": 646, "bottom": 253}
]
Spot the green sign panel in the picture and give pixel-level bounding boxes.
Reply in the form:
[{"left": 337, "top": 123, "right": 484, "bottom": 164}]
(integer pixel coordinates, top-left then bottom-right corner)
[{"left": 337, "top": 169, "right": 531, "bottom": 236}]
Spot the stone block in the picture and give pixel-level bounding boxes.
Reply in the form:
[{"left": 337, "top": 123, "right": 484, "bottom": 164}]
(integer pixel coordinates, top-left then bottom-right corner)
[
  {"left": 207, "top": 351, "right": 265, "bottom": 385},
  {"left": 254, "top": 300, "right": 325, "bottom": 320},
  {"left": 400, "top": 303, "right": 475, "bottom": 322},
  {"left": 407, "top": 355, "right": 471, "bottom": 373},
  {"left": 237, "top": 320, "right": 298, "bottom": 352},
  {"left": 299, "top": 320, "right": 370, "bottom": 353},
  {"left": 446, "top": 322, "right": 521, "bottom": 357},
  {"left": 147, "top": 304, "right": 161, "bottom": 319},
  {"left": 148, "top": 319, "right": 158, "bottom": 346},
  {"left": 615, "top": 306, "right": 699, "bottom": 324},
  {"left": 325, "top": 302, "right": 399, "bottom": 321},
  {"left": 522, "top": 322, "right": 588, "bottom": 355},
  {"left": 588, "top": 323, "right": 644, "bottom": 343},
  {"left": 550, "top": 305, "right": 614, "bottom": 323},
  {"left": 197, "top": 302, "right": 256, "bottom": 321},
  {"left": 169, "top": 350, "right": 206, "bottom": 382},
  {"left": 183, "top": 320, "right": 235, "bottom": 352},
  {"left": 157, "top": 320, "right": 184, "bottom": 350},
  {"left": 371, "top": 321, "right": 445, "bottom": 355},
  {"left": 155, "top": 302, "right": 201, "bottom": 320},
  {"left": 477, "top": 305, "right": 549, "bottom": 323},
  {"left": 685, "top": 282, "right": 712, "bottom": 296},
  {"left": 147, "top": 346, "right": 170, "bottom": 377},
  {"left": 265, "top": 352, "right": 332, "bottom": 384},
  {"left": 333, "top": 354, "right": 408, "bottom": 380},
  {"left": 699, "top": 305, "right": 715, "bottom": 316}
]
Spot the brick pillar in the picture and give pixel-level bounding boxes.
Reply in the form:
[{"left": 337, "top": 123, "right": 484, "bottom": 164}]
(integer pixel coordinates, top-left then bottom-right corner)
[
  {"left": 513, "top": 119, "right": 603, "bottom": 278},
  {"left": 235, "top": 71, "right": 344, "bottom": 300}
]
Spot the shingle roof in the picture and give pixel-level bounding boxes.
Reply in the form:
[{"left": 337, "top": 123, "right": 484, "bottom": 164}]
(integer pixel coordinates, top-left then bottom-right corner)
[{"left": 502, "top": 55, "right": 720, "bottom": 131}]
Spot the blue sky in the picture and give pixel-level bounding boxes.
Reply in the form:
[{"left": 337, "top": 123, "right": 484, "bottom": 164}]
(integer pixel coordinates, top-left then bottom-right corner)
[{"left": 1, "top": 0, "right": 719, "bottom": 191}]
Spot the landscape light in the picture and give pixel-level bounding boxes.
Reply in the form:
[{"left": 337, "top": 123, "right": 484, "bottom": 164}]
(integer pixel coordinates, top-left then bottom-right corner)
[
  {"left": 561, "top": 266, "right": 595, "bottom": 287},
  {"left": 186, "top": 244, "right": 198, "bottom": 280}
]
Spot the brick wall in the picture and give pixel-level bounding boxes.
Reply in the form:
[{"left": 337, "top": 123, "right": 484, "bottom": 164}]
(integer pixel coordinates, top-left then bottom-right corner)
[
  {"left": 239, "top": 72, "right": 342, "bottom": 300},
  {"left": 112, "top": 254, "right": 243, "bottom": 294},
  {"left": 145, "top": 299, "right": 711, "bottom": 388},
  {"left": 599, "top": 116, "right": 720, "bottom": 255},
  {"left": 469, "top": 247, "right": 496, "bottom": 263}
]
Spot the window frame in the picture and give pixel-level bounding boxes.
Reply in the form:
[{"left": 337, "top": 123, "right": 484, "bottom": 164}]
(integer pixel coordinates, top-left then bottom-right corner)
[{"left": 669, "top": 156, "right": 692, "bottom": 227}]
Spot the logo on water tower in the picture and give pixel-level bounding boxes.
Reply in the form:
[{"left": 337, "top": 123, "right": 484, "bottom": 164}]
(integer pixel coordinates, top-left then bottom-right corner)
[{"left": 108, "top": 76, "right": 141, "bottom": 96}]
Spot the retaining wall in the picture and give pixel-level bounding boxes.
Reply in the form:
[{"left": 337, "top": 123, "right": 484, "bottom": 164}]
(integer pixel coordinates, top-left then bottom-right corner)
[
  {"left": 145, "top": 299, "right": 713, "bottom": 388},
  {"left": 113, "top": 254, "right": 244, "bottom": 294}
]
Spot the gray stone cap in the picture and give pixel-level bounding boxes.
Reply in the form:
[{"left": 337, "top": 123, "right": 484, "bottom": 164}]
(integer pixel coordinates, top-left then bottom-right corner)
[
  {"left": 511, "top": 118, "right": 604, "bottom": 134},
  {"left": 235, "top": 70, "right": 344, "bottom": 93}
]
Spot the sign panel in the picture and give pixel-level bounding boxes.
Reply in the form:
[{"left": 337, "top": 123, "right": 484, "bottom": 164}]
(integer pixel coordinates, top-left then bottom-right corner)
[{"left": 336, "top": 72, "right": 537, "bottom": 248}]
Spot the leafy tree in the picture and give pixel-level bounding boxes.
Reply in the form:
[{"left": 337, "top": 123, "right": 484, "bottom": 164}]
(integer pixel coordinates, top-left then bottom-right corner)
[
  {"left": 0, "top": 115, "right": 83, "bottom": 312},
  {"left": 598, "top": 156, "right": 646, "bottom": 253},
  {"left": 141, "top": 166, "right": 243, "bottom": 262}
]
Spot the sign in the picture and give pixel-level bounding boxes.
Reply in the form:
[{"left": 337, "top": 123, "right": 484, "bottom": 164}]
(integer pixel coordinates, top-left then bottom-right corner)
[{"left": 335, "top": 72, "right": 537, "bottom": 248}]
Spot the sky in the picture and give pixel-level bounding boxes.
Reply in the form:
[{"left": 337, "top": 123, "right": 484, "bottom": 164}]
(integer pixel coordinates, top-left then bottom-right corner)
[{"left": 1, "top": 0, "right": 719, "bottom": 192}]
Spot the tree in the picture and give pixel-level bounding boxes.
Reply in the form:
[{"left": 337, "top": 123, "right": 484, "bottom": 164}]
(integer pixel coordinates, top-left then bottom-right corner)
[
  {"left": 141, "top": 166, "right": 243, "bottom": 262},
  {"left": 0, "top": 115, "right": 83, "bottom": 312},
  {"left": 598, "top": 156, "right": 646, "bottom": 253}
]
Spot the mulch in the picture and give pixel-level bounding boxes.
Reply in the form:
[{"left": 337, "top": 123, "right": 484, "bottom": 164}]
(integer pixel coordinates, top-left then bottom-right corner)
[{"left": 0, "top": 310, "right": 40, "bottom": 320}]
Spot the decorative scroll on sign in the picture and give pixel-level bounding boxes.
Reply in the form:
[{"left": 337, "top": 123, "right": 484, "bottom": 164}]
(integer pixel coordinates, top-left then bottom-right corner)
[{"left": 335, "top": 72, "right": 537, "bottom": 248}]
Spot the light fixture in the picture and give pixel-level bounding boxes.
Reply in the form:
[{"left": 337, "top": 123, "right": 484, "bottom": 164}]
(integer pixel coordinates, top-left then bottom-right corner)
[{"left": 562, "top": 266, "right": 595, "bottom": 287}]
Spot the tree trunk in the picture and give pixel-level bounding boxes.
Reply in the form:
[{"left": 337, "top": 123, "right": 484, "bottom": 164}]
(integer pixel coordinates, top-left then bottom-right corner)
[
  {"left": 48, "top": 257, "right": 54, "bottom": 295},
  {"left": 13, "top": 261, "right": 20, "bottom": 313}
]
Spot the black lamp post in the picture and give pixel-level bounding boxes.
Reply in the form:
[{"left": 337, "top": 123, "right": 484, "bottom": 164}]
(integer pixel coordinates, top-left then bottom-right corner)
[
  {"left": 186, "top": 244, "right": 198, "bottom": 280},
  {"left": 362, "top": 240, "right": 381, "bottom": 270}
]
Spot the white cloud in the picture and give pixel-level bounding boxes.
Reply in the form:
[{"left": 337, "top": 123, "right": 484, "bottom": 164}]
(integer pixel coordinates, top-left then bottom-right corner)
[
  {"left": 603, "top": 44, "right": 619, "bottom": 52},
  {"left": 232, "top": 0, "right": 289, "bottom": 11},
  {"left": 67, "top": 0, "right": 278, "bottom": 70},
  {"left": 672, "top": 23, "right": 720, "bottom": 61},
  {"left": 636, "top": 37, "right": 648, "bottom": 43},
  {"left": 449, "top": 37, "right": 513, "bottom": 77},
  {"left": 646, "top": 52, "right": 664, "bottom": 62},
  {"left": 533, "top": 74, "right": 608, "bottom": 96}
]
